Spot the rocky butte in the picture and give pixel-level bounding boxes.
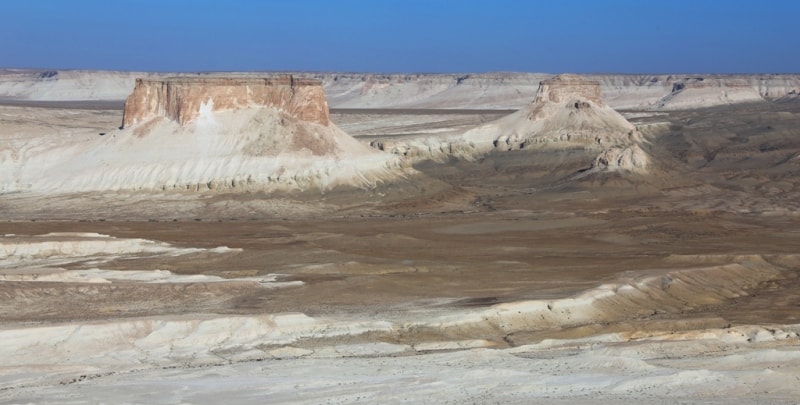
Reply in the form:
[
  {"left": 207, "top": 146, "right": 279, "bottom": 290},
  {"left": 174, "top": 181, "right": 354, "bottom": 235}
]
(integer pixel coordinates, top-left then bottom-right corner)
[
  {"left": 478, "top": 74, "right": 650, "bottom": 172},
  {"left": 5, "top": 74, "right": 408, "bottom": 193},
  {"left": 374, "top": 74, "right": 650, "bottom": 173},
  {"left": 121, "top": 75, "right": 330, "bottom": 128},
  {"left": 519, "top": 74, "right": 624, "bottom": 134}
]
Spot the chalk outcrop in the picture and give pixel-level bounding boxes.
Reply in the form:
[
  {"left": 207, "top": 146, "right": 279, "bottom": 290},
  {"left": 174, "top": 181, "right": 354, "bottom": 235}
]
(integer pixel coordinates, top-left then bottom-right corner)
[
  {"left": 122, "top": 76, "right": 330, "bottom": 127},
  {"left": 533, "top": 75, "right": 603, "bottom": 105},
  {"left": 375, "top": 74, "right": 650, "bottom": 173},
  {"left": 487, "top": 74, "right": 650, "bottom": 172},
  {"left": 484, "top": 75, "right": 645, "bottom": 147},
  {"left": 3, "top": 70, "right": 800, "bottom": 110},
  {"left": 489, "top": 75, "right": 637, "bottom": 140},
  {"left": 7, "top": 76, "right": 408, "bottom": 193},
  {"left": 319, "top": 72, "right": 800, "bottom": 110},
  {"left": 653, "top": 76, "right": 763, "bottom": 110}
]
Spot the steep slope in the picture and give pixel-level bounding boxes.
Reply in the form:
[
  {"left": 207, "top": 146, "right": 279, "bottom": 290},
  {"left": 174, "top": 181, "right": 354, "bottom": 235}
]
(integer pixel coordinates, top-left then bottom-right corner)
[
  {"left": 373, "top": 74, "right": 650, "bottom": 173},
  {"left": 475, "top": 74, "right": 649, "bottom": 172},
  {"left": 653, "top": 76, "right": 764, "bottom": 110},
  {"left": 5, "top": 76, "right": 409, "bottom": 193}
]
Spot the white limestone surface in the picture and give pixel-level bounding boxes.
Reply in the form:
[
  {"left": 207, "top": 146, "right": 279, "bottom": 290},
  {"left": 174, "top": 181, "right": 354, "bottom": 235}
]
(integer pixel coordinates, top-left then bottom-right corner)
[{"left": 2, "top": 327, "right": 798, "bottom": 404}]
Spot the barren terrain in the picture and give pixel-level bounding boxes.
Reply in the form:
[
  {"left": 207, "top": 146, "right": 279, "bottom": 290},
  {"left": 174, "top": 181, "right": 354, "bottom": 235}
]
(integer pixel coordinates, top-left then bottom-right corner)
[{"left": 1, "top": 71, "right": 799, "bottom": 403}]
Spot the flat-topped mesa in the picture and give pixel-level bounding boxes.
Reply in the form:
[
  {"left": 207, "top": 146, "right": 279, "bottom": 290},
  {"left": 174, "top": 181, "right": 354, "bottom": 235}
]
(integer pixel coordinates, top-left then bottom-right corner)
[
  {"left": 534, "top": 74, "right": 603, "bottom": 105},
  {"left": 122, "top": 75, "right": 330, "bottom": 128}
]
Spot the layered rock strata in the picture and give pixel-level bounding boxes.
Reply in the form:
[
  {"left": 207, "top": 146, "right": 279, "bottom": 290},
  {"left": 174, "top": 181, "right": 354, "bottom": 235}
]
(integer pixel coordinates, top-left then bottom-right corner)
[
  {"left": 6, "top": 75, "right": 407, "bottom": 193},
  {"left": 3, "top": 70, "right": 800, "bottom": 110},
  {"left": 491, "top": 75, "right": 644, "bottom": 145},
  {"left": 122, "top": 75, "right": 330, "bottom": 128},
  {"left": 483, "top": 74, "right": 650, "bottom": 172},
  {"left": 533, "top": 75, "right": 603, "bottom": 105},
  {"left": 373, "top": 74, "right": 650, "bottom": 172},
  {"left": 652, "top": 76, "right": 763, "bottom": 110}
]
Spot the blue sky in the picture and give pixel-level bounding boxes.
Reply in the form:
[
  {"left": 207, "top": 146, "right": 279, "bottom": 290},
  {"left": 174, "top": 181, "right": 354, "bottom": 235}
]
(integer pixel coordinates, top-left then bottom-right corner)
[{"left": 1, "top": 0, "right": 798, "bottom": 73}]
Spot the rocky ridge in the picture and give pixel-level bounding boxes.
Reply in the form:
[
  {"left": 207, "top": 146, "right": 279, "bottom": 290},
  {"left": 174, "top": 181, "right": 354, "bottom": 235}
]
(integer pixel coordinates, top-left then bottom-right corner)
[
  {"left": 4, "top": 70, "right": 800, "bottom": 110},
  {"left": 312, "top": 72, "right": 800, "bottom": 110}
]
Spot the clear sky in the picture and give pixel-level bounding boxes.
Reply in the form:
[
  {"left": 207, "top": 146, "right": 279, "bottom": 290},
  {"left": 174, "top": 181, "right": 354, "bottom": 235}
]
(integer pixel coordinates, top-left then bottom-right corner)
[{"left": 1, "top": 0, "right": 798, "bottom": 74}]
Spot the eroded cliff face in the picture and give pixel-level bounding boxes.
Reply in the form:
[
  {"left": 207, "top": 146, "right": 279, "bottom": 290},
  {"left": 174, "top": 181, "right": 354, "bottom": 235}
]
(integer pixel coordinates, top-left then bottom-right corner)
[
  {"left": 2, "top": 75, "right": 414, "bottom": 194},
  {"left": 4, "top": 70, "right": 800, "bottom": 111},
  {"left": 485, "top": 75, "right": 651, "bottom": 173},
  {"left": 121, "top": 76, "right": 330, "bottom": 128},
  {"left": 504, "top": 74, "right": 640, "bottom": 144},
  {"left": 369, "top": 74, "right": 650, "bottom": 172},
  {"left": 533, "top": 74, "right": 603, "bottom": 105}
]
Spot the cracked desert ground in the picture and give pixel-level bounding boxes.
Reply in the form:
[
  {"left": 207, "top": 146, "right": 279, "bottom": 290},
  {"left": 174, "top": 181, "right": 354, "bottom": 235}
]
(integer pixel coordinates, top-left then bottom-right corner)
[{"left": 1, "top": 71, "right": 800, "bottom": 404}]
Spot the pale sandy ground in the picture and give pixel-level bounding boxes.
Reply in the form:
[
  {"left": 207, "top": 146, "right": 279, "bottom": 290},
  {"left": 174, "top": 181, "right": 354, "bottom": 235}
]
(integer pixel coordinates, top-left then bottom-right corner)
[
  {"left": 1, "top": 229, "right": 798, "bottom": 404},
  {"left": 1, "top": 94, "right": 800, "bottom": 403},
  {"left": 6, "top": 332, "right": 800, "bottom": 404}
]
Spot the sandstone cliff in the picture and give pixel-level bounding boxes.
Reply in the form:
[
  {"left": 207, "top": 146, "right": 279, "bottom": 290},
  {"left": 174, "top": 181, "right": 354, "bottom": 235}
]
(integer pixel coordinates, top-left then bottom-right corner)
[{"left": 121, "top": 76, "right": 330, "bottom": 128}]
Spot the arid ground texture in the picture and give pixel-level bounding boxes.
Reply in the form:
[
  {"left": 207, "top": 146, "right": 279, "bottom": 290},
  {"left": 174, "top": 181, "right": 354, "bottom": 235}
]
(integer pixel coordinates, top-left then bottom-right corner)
[{"left": 1, "top": 70, "right": 799, "bottom": 404}]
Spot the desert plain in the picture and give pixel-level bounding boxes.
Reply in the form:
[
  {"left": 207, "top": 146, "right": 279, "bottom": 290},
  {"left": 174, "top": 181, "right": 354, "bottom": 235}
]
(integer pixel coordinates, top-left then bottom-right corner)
[{"left": 0, "top": 70, "right": 799, "bottom": 403}]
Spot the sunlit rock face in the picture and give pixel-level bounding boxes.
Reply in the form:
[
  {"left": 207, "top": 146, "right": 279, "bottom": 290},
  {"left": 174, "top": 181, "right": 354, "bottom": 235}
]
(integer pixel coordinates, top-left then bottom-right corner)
[
  {"left": 122, "top": 75, "right": 330, "bottom": 128},
  {"left": 533, "top": 74, "right": 603, "bottom": 105}
]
